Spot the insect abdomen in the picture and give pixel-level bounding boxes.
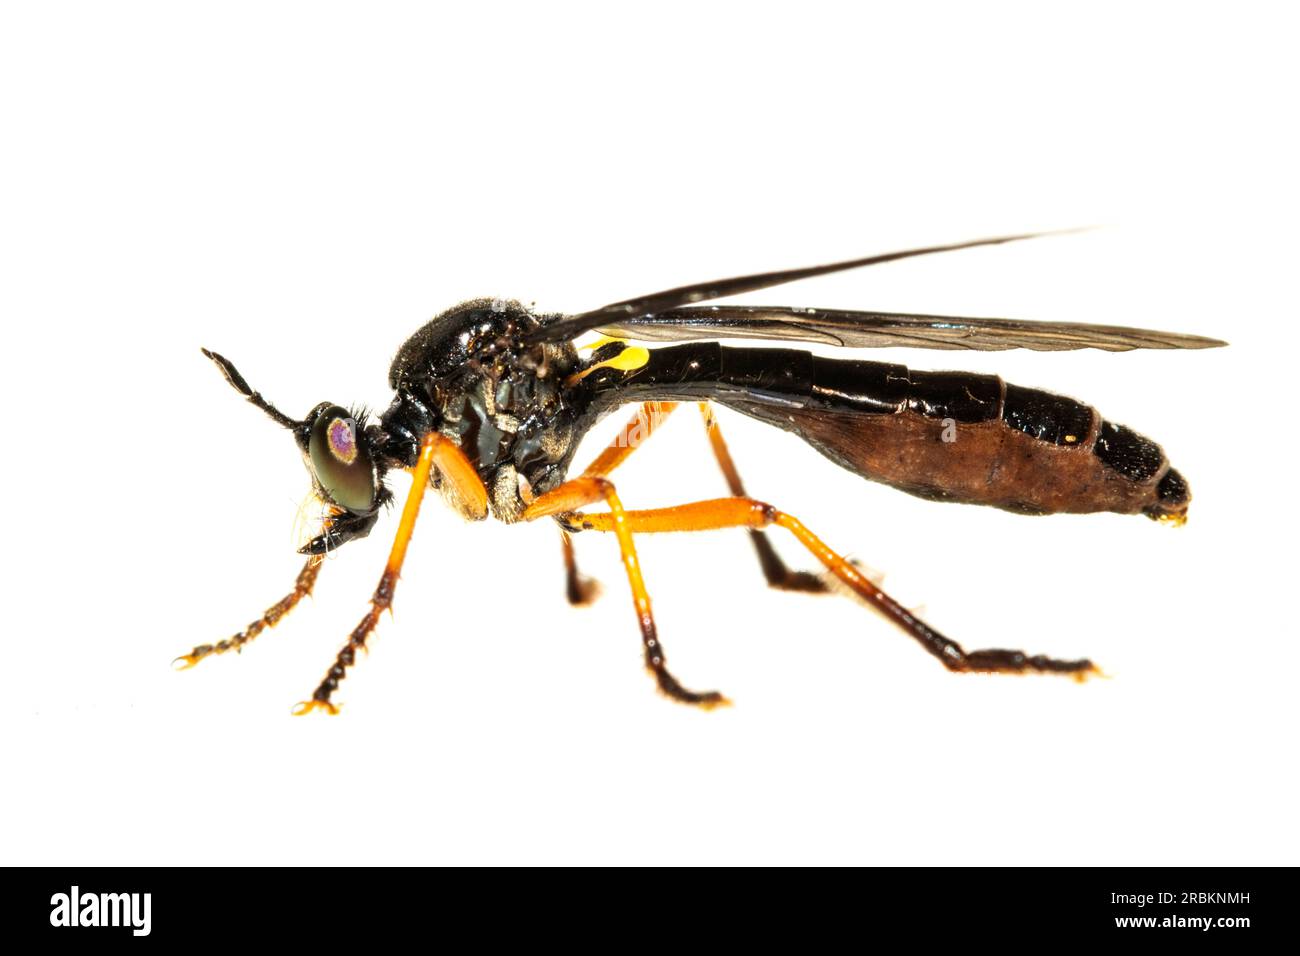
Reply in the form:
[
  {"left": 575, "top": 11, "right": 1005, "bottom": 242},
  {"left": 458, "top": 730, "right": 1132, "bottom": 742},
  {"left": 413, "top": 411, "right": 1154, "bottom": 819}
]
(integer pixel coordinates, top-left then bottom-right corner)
[{"left": 593, "top": 343, "right": 1190, "bottom": 521}]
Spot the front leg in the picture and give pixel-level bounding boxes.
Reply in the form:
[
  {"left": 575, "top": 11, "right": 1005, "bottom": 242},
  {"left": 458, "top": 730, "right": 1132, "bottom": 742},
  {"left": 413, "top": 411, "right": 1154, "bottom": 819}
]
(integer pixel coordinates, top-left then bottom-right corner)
[
  {"left": 173, "top": 553, "right": 326, "bottom": 669},
  {"left": 294, "top": 433, "right": 487, "bottom": 715}
]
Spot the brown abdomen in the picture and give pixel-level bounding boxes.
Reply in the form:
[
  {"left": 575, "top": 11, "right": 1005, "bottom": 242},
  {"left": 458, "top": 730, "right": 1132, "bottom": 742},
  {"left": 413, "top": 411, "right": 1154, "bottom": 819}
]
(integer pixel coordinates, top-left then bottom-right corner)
[
  {"left": 725, "top": 376, "right": 1191, "bottom": 521},
  {"left": 590, "top": 344, "right": 1190, "bottom": 521}
]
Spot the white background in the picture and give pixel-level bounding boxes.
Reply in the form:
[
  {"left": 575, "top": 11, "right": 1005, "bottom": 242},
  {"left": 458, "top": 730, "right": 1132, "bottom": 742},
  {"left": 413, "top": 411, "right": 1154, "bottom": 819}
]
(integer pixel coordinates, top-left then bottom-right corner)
[{"left": 2, "top": 3, "right": 1296, "bottom": 865}]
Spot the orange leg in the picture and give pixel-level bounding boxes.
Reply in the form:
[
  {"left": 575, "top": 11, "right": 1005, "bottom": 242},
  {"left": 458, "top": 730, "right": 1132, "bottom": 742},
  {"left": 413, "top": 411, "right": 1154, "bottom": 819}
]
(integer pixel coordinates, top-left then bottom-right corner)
[
  {"left": 526, "top": 476, "right": 728, "bottom": 708},
  {"left": 294, "top": 433, "right": 488, "bottom": 715},
  {"left": 564, "top": 497, "right": 1099, "bottom": 679},
  {"left": 173, "top": 553, "right": 326, "bottom": 669},
  {"left": 697, "top": 403, "right": 827, "bottom": 593},
  {"left": 554, "top": 401, "right": 678, "bottom": 605},
  {"left": 581, "top": 401, "right": 678, "bottom": 478},
  {"left": 434, "top": 431, "right": 489, "bottom": 520}
]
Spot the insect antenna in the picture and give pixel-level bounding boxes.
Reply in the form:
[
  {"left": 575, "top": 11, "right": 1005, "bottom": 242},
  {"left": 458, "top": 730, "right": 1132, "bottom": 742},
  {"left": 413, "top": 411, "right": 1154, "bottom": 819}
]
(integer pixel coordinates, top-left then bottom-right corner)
[{"left": 201, "top": 347, "right": 301, "bottom": 430}]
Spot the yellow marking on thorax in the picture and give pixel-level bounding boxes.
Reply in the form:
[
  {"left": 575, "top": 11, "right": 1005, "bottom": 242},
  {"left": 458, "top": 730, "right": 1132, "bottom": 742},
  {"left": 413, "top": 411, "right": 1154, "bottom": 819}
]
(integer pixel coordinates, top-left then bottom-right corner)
[{"left": 566, "top": 336, "right": 651, "bottom": 386}]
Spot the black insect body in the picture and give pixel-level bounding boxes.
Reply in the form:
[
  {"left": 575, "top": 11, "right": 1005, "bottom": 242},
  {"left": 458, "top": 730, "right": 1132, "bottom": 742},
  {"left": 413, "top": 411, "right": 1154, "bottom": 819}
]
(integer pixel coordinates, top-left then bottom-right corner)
[
  {"left": 381, "top": 299, "right": 586, "bottom": 524},
  {"left": 178, "top": 233, "right": 1225, "bottom": 713}
]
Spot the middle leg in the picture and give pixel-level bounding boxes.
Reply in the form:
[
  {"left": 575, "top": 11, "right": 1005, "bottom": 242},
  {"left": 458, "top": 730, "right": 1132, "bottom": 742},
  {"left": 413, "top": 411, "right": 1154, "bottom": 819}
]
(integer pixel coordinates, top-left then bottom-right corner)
[
  {"left": 554, "top": 401, "right": 679, "bottom": 606},
  {"left": 527, "top": 475, "right": 728, "bottom": 707},
  {"left": 557, "top": 400, "right": 829, "bottom": 601},
  {"left": 560, "top": 528, "right": 600, "bottom": 606}
]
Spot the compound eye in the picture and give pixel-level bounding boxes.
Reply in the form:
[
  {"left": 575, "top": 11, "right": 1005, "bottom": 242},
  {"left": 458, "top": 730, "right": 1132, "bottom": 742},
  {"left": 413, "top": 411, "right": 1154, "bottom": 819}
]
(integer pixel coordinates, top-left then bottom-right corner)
[{"left": 309, "top": 405, "right": 376, "bottom": 513}]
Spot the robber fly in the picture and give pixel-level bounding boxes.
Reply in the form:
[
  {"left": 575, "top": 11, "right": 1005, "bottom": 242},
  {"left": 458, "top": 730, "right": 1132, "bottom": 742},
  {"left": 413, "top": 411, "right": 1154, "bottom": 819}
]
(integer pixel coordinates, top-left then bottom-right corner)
[{"left": 176, "top": 232, "right": 1225, "bottom": 713}]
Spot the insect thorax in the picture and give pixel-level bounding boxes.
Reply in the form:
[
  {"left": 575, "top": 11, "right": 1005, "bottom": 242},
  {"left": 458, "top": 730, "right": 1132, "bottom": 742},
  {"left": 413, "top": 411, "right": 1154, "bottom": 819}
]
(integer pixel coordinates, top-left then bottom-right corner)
[{"left": 381, "top": 299, "right": 583, "bottom": 521}]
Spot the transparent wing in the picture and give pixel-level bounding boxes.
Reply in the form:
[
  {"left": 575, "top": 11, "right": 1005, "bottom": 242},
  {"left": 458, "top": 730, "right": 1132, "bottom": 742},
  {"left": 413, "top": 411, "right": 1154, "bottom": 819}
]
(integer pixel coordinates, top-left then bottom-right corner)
[
  {"left": 596, "top": 305, "right": 1227, "bottom": 352},
  {"left": 531, "top": 230, "right": 1070, "bottom": 343}
]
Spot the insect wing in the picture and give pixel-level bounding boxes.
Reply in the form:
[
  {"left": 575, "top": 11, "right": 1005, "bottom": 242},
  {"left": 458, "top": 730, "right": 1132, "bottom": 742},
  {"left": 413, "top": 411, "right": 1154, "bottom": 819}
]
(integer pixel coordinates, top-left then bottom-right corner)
[
  {"left": 532, "top": 231, "right": 1069, "bottom": 343},
  {"left": 596, "top": 305, "right": 1227, "bottom": 352}
]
